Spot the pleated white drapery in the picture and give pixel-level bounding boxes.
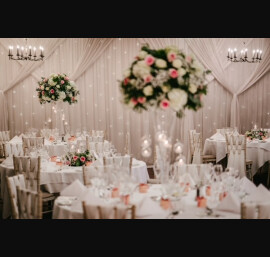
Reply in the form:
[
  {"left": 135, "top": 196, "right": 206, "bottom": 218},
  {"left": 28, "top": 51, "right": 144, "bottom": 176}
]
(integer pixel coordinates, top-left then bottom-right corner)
[{"left": 0, "top": 38, "right": 269, "bottom": 163}]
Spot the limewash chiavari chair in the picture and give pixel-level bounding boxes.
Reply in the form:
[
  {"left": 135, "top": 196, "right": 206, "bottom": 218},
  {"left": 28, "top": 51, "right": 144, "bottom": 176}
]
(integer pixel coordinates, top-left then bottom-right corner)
[
  {"left": 192, "top": 132, "right": 216, "bottom": 165},
  {"left": 13, "top": 156, "right": 56, "bottom": 216},
  {"left": 16, "top": 186, "right": 42, "bottom": 219},
  {"left": 82, "top": 201, "right": 136, "bottom": 219},
  {"left": 22, "top": 137, "right": 45, "bottom": 156},
  {"left": 6, "top": 174, "right": 26, "bottom": 219},
  {"left": 225, "top": 133, "right": 253, "bottom": 179}
]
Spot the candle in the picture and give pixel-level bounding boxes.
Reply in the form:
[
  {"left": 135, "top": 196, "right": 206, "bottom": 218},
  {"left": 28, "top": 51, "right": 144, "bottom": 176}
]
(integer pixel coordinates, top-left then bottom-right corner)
[
  {"left": 10, "top": 46, "right": 13, "bottom": 56},
  {"left": 252, "top": 50, "right": 255, "bottom": 59},
  {"left": 259, "top": 50, "right": 262, "bottom": 59},
  {"left": 8, "top": 46, "right": 11, "bottom": 56},
  {"left": 256, "top": 49, "right": 259, "bottom": 59},
  {"left": 245, "top": 48, "right": 248, "bottom": 58},
  {"left": 234, "top": 48, "right": 237, "bottom": 58},
  {"left": 29, "top": 46, "right": 32, "bottom": 56},
  {"left": 21, "top": 47, "right": 24, "bottom": 57},
  {"left": 33, "top": 47, "right": 36, "bottom": 57},
  {"left": 254, "top": 124, "right": 257, "bottom": 130},
  {"left": 228, "top": 48, "right": 230, "bottom": 58},
  {"left": 17, "top": 45, "right": 19, "bottom": 56}
]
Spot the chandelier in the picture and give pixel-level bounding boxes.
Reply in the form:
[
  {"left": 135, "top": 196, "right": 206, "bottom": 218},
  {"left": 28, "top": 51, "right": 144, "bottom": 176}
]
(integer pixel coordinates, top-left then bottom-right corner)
[
  {"left": 227, "top": 42, "right": 262, "bottom": 63},
  {"left": 8, "top": 38, "right": 44, "bottom": 61}
]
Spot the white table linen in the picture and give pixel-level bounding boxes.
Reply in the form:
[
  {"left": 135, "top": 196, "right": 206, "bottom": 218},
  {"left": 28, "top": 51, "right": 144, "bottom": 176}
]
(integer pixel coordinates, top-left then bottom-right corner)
[
  {"left": 53, "top": 185, "right": 240, "bottom": 219},
  {"left": 0, "top": 157, "right": 149, "bottom": 219},
  {"left": 203, "top": 138, "right": 270, "bottom": 175}
]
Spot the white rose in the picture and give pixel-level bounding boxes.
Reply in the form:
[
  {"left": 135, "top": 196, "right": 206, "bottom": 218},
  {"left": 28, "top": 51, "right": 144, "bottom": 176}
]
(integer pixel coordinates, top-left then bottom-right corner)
[
  {"left": 52, "top": 95, "right": 55, "bottom": 99},
  {"left": 168, "top": 89, "right": 188, "bottom": 111},
  {"left": 130, "top": 79, "right": 136, "bottom": 86},
  {"left": 189, "top": 84, "right": 198, "bottom": 94},
  {"left": 143, "top": 86, "right": 153, "bottom": 96},
  {"left": 70, "top": 81, "right": 75, "bottom": 87},
  {"left": 155, "top": 59, "right": 167, "bottom": 69},
  {"left": 45, "top": 87, "right": 49, "bottom": 91},
  {"left": 177, "top": 76, "right": 185, "bottom": 85},
  {"left": 67, "top": 86, "right": 71, "bottom": 90},
  {"left": 165, "top": 45, "right": 179, "bottom": 53},
  {"left": 42, "top": 96, "right": 46, "bottom": 100},
  {"left": 138, "top": 50, "right": 148, "bottom": 59},
  {"left": 56, "top": 85, "right": 60, "bottom": 89},
  {"left": 124, "top": 69, "right": 131, "bottom": 78},
  {"left": 69, "top": 94, "right": 72, "bottom": 97},
  {"left": 50, "top": 73, "right": 57, "bottom": 78},
  {"left": 128, "top": 100, "right": 135, "bottom": 108},
  {"left": 48, "top": 78, "right": 57, "bottom": 86},
  {"left": 133, "top": 62, "right": 151, "bottom": 78},
  {"left": 161, "top": 85, "right": 170, "bottom": 93},
  {"left": 172, "top": 59, "right": 182, "bottom": 69},
  {"left": 40, "top": 85, "right": 44, "bottom": 90},
  {"left": 59, "top": 91, "right": 66, "bottom": 100},
  {"left": 178, "top": 68, "right": 186, "bottom": 76}
]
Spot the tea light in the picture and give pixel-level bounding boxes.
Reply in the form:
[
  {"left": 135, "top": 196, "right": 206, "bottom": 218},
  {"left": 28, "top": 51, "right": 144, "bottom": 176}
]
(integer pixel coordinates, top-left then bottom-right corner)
[
  {"left": 139, "top": 183, "right": 149, "bottom": 193},
  {"left": 111, "top": 188, "right": 119, "bottom": 198},
  {"left": 160, "top": 198, "right": 171, "bottom": 210},
  {"left": 197, "top": 197, "right": 207, "bottom": 208}
]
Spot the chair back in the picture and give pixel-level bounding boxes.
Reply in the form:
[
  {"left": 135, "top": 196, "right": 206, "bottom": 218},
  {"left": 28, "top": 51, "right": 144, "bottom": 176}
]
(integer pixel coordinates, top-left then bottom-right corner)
[
  {"left": 4, "top": 143, "right": 24, "bottom": 157},
  {"left": 0, "top": 131, "right": 10, "bottom": 142},
  {"left": 82, "top": 201, "right": 135, "bottom": 219},
  {"left": 22, "top": 137, "right": 44, "bottom": 156},
  {"left": 226, "top": 134, "right": 246, "bottom": 178},
  {"left": 13, "top": 156, "right": 41, "bottom": 192},
  {"left": 192, "top": 132, "right": 203, "bottom": 164},
  {"left": 6, "top": 174, "right": 26, "bottom": 219},
  {"left": 16, "top": 186, "right": 42, "bottom": 219}
]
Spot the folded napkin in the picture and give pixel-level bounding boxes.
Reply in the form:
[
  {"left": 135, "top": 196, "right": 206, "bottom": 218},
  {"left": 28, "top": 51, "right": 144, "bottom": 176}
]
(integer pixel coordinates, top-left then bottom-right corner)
[
  {"left": 216, "top": 192, "right": 241, "bottom": 214},
  {"left": 9, "top": 136, "right": 22, "bottom": 143},
  {"left": 246, "top": 184, "right": 270, "bottom": 203},
  {"left": 60, "top": 179, "right": 86, "bottom": 198},
  {"left": 135, "top": 196, "right": 165, "bottom": 218},
  {"left": 210, "top": 132, "right": 225, "bottom": 141},
  {"left": 240, "top": 177, "right": 257, "bottom": 195}
]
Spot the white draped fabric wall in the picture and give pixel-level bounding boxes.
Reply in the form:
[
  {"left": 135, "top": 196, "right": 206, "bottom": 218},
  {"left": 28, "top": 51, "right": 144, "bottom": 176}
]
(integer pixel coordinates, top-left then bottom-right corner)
[{"left": 0, "top": 38, "right": 269, "bottom": 163}]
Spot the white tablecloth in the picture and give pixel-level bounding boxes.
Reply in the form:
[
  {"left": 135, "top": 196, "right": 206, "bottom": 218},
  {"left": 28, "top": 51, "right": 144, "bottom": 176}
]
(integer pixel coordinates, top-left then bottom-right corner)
[
  {"left": 53, "top": 185, "right": 240, "bottom": 219},
  {"left": 0, "top": 158, "right": 149, "bottom": 219},
  {"left": 203, "top": 138, "right": 270, "bottom": 175}
]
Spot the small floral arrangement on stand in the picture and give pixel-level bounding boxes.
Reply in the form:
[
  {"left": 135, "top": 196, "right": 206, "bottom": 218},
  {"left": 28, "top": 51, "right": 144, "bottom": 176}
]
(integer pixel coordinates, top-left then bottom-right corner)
[
  {"left": 245, "top": 130, "right": 268, "bottom": 141},
  {"left": 36, "top": 73, "right": 79, "bottom": 105},
  {"left": 119, "top": 44, "right": 211, "bottom": 118},
  {"left": 66, "top": 150, "right": 96, "bottom": 166}
]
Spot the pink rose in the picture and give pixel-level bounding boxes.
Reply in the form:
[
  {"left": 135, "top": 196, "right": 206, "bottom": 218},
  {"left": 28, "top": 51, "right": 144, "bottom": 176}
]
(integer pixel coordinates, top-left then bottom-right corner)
[
  {"left": 72, "top": 97, "right": 76, "bottom": 102},
  {"left": 124, "top": 78, "right": 130, "bottom": 86},
  {"left": 138, "top": 97, "right": 146, "bottom": 104},
  {"left": 169, "top": 69, "right": 178, "bottom": 78},
  {"left": 144, "top": 75, "right": 153, "bottom": 83},
  {"left": 186, "top": 56, "right": 193, "bottom": 63},
  {"left": 145, "top": 55, "right": 155, "bottom": 66},
  {"left": 42, "top": 91, "right": 45, "bottom": 95},
  {"left": 80, "top": 156, "right": 86, "bottom": 162},
  {"left": 168, "top": 52, "right": 177, "bottom": 62},
  {"left": 66, "top": 161, "right": 70, "bottom": 165},
  {"left": 64, "top": 77, "right": 69, "bottom": 81},
  {"left": 50, "top": 89, "right": 55, "bottom": 94},
  {"left": 73, "top": 156, "right": 78, "bottom": 161},
  {"left": 131, "top": 98, "right": 138, "bottom": 105},
  {"left": 160, "top": 99, "right": 170, "bottom": 109},
  {"left": 61, "top": 80, "right": 65, "bottom": 84}
]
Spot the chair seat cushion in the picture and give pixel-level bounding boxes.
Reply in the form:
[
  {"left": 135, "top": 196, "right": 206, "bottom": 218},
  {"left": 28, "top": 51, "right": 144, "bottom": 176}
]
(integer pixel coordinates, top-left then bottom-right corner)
[{"left": 41, "top": 191, "right": 56, "bottom": 201}]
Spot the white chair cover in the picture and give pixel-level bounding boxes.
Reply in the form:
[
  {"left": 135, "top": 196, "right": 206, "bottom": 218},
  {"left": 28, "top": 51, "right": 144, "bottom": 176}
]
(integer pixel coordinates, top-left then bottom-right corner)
[{"left": 226, "top": 134, "right": 246, "bottom": 178}]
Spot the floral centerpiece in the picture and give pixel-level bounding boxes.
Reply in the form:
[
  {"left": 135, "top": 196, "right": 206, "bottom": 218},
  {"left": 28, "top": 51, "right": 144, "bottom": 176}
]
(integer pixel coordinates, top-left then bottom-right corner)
[
  {"left": 245, "top": 130, "right": 268, "bottom": 141},
  {"left": 36, "top": 73, "right": 79, "bottom": 105},
  {"left": 119, "top": 44, "right": 211, "bottom": 118},
  {"left": 65, "top": 150, "right": 96, "bottom": 167}
]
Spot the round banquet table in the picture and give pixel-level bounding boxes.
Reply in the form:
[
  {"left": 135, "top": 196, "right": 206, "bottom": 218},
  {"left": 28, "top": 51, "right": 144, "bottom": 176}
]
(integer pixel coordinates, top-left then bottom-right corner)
[
  {"left": 52, "top": 185, "right": 240, "bottom": 219},
  {"left": 0, "top": 157, "right": 149, "bottom": 219},
  {"left": 203, "top": 138, "right": 270, "bottom": 176}
]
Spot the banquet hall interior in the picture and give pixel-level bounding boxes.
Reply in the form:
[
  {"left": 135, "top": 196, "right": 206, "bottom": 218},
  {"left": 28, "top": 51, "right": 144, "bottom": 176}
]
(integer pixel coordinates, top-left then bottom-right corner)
[{"left": 0, "top": 37, "right": 270, "bottom": 220}]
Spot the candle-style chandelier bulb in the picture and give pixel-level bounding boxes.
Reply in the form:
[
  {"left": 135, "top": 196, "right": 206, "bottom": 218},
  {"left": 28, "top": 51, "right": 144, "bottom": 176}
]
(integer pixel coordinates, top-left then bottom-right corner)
[
  {"left": 8, "top": 38, "right": 44, "bottom": 61},
  {"left": 227, "top": 42, "right": 262, "bottom": 63}
]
